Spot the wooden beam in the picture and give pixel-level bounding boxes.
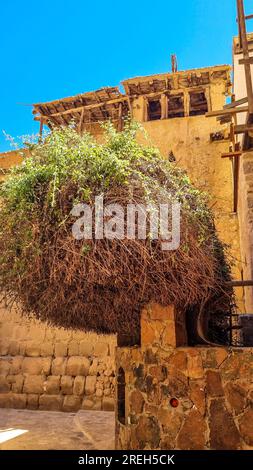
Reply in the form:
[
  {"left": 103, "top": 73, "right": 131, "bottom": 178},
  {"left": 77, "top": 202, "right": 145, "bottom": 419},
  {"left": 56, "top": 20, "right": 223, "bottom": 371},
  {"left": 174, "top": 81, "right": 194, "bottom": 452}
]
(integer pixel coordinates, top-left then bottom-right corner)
[
  {"left": 234, "top": 124, "right": 253, "bottom": 134},
  {"left": 34, "top": 96, "right": 128, "bottom": 121},
  {"left": 221, "top": 151, "right": 242, "bottom": 159},
  {"left": 239, "top": 57, "right": 253, "bottom": 65},
  {"left": 223, "top": 97, "right": 248, "bottom": 109},
  {"left": 228, "top": 280, "right": 253, "bottom": 287},
  {"left": 206, "top": 106, "right": 249, "bottom": 118}
]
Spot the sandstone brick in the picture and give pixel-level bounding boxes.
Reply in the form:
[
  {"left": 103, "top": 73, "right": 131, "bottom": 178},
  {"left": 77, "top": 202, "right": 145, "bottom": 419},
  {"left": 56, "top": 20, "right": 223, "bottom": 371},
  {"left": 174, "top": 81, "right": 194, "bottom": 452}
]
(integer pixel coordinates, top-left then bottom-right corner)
[
  {"left": 162, "top": 324, "right": 177, "bottom": 348},
  {"left": 213, "top": 348, "right": 229, "bottom": 367},
  {"left": 102, "top": 397, "right": 115, "bottom": 411},
  {"left": 25, "top": 341, "right": 42, "bottom": 357},
  {"left": 0, "top": 341, "right": 9, "bottom": 355},
  {"left": 52, "top": 357, "right": 67, "bottom": 375},
  {"left": 93, "top": 399, "right": 102, "bottom": 410},
  {"left": 39, "top": 394, "right": 63, "bottom": 411},
  {"left": 130, "top": 390, "right": 145, "bottom": 414},
  {"left": 104, "top": 388, "right": 111, "bottom": 396},
  {"left": 206, "top": 371, "right": 224, "bottom": 397},
  {"left": 85, "top": 376, "right": 97, "bottom": 395},
  {"left": 23, "top": 375, "right": 45, "bottom": 394},
  {"left": 11, "top": 393, "right": 27, "bottom": 409},
  {"left": 68, "top": 341, "right": 79, "bottom": 356},
  {"left": 0, "top": 393, "right": 12, "bottom": 408},
  {"left": 8, "top": 341, "right": 20, "bottom": 355},
  {"left": 149, "top": 303, "right": 175, "bottom": 321},
  {"left": 22, "top": 357, "right": 51, "bottom": 375},
  {"left": 168, "top": 351, "right": 187, "bottom": 372},
  {"left": 73, "top": 376, "right": 85, "bottom": 396},
  {"left": 93, "top": 342, "right": 109, "bottom": 357},
  {"left": 10, "top": 356, "right": 23, "bottom": 374},
  {"left": 82, "top": 398, "right": 95, "bottom": 410},
  {"left": 79, "top": 341, "right": 94, "bottom": 357},
  {"left": 60, "top": 375, "right": 73, "bottom": 395},
  {"left": 27, "top": 394, "right": 39, "bottom": 410},
  {"left": 177, "top": 410, "right": 207, "bottom": 450},
  {"left": 239, "top": 408, "right": 253, "bottom": 446},
  {"left": 149, "top": 365, "right": 167, "bottom": 382},
  {"left": 189, "top": 381, "right": 206, "bottom": 416},
  {"left": 141, "top": 319, "right": 155, "bottom": 346},
  {"left": 95, "top": 389, "right": 103, "bottom": 398},
  {"left": 0, "top": 358, "right": 11, "bottom": 376},
  {"left": 55, "top": 342, "right": 68, "bottom": 357},
  {"left": 209, "top": 399, "right": 241, "bottom": 450},
  {"left": 40, "top": 342, "right": 54, "bottom": 357},
  {"left": 244, "top": 161, "right": 253, "bottom": 174},
  {"left": 224, "top": 382, "right": 247, "bottom": 415},
  {"left": 0, "top": 376, "right": 11, "bottom": 392},
  {"left": 45, "top": 376, "right": 60, "bottom": 394},
  {"left": 63, "top": 395, "right": 82, "bottom": 412},
  {"left": 89, "top": 359, "right": 99, "bottom": 376},
  {"left": 157, "top": 407, "right": 183, "bottom": 437},
  {"left": 7, "top": 374, "right": 24, "bottom": 393},
  {"left": 66, "top": 356, "right": 90, "bottom": 376},
  {"left": 135, "top": 416, "right": 160, "bottom": 449},
  {"left": 187, "top": 350, "right": 204, "bottom": 379}
]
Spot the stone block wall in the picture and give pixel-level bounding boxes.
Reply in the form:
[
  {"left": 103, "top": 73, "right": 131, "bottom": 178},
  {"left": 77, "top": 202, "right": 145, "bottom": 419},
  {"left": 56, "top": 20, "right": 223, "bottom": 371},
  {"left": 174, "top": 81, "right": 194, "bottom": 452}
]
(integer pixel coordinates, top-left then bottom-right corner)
[
  {"left": 116, "top": 304, "right": 253, "bottom": 450},
  {"left": 238, "top": 151, "right": 253, "bottom": 312},
  {"left": 0, "top": 305, "right": 116, "bottom": 412}
]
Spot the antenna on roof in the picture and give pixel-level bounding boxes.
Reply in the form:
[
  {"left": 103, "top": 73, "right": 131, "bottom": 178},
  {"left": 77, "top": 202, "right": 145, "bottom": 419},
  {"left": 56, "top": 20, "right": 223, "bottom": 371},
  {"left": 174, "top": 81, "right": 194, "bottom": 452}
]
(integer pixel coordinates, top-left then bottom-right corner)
[{"left": 171, "top": 54, "right": 178, "bottom": 73}]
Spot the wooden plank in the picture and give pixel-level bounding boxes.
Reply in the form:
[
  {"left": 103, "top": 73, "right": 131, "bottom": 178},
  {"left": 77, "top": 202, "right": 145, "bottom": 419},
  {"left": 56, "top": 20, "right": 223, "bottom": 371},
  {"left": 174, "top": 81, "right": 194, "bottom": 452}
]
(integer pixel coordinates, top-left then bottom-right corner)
[
  {"left": 206, "top": 106, "right": 249, "bottom": 118},
  {"left": 223, "top": 96, "right": 248, "bottom": 109},
  {"left": 221, "top": 151, "right": 242, "bottom": 159}
]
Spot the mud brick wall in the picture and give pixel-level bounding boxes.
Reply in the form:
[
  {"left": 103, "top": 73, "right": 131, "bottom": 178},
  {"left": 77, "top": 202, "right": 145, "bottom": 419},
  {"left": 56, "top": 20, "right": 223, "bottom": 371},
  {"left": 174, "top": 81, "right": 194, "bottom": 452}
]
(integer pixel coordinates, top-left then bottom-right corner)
[
  {"left": 116, "top": 304, "right": 253, "bottom": 450},
  {"left": 0, "top": 305, "right": 116, "bottom": 411}
]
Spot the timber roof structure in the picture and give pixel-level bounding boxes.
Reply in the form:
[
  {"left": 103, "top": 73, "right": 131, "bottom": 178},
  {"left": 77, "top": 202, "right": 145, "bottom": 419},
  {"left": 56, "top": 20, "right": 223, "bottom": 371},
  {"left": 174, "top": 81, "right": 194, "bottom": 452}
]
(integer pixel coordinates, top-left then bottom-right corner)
[{"left": 32, "top": 65, "right": 231, "bottom": 130}]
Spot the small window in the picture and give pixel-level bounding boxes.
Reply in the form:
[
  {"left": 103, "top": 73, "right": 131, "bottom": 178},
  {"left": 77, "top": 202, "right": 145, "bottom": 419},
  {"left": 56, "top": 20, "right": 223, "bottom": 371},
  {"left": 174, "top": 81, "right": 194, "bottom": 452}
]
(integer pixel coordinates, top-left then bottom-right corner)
[
  {"left": 117, "top": 367, "right": 126, "bottom": 425},
  {"left": 168, "top": 94, "right": 184, "bottom": 119},
  {"left": 189, "top": 91, "right": 208, "bottom": 116},
  {"left": 147, "top": 99, "right": 161, "bottom": 121}
]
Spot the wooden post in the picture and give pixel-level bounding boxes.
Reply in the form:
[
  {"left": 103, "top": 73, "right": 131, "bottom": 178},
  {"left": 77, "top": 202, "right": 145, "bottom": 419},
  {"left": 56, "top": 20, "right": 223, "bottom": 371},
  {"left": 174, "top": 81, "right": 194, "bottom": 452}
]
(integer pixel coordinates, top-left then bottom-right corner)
[
  {"left": 118, "top": 102, "right": 123, "bottom": 131},
  {"left": 39, "top": 119, "right": 43, "bottom": 142},
  {"left": 78, "top": 108, "right": 85, "bottom": 134},
  {"left": 161, "top": 94, "right": 167, "bottom": 119},
  {"left": 143, "top": 97, "right": 148, "bottom": 122},
  {"left": 184, "top": 91, "right": 190, "bottom": 117}
]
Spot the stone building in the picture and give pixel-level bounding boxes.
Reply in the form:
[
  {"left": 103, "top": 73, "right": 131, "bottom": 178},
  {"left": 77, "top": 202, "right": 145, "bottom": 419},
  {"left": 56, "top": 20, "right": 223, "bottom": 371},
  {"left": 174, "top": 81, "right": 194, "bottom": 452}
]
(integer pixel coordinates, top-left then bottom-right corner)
[
  {"left": 116, "top": 303, "right": 253, "bottom": 450},
  {"left": 0, "top": 61, "right": 252, "bottom": 418}
]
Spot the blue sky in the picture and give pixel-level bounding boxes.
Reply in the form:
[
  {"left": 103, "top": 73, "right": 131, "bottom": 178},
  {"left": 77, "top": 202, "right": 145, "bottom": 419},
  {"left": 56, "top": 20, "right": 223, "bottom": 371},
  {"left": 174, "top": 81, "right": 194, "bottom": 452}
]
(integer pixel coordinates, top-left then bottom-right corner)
[{"left": 0, "top": 0, "right": 251, "bottom": 152}]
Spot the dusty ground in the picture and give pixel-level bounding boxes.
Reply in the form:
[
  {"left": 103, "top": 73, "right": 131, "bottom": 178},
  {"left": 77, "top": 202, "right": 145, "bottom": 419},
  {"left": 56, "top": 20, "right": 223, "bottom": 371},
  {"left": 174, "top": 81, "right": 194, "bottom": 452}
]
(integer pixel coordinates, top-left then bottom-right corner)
[{"left": 0, "top": 409, "right": 115, "bottom": 450}]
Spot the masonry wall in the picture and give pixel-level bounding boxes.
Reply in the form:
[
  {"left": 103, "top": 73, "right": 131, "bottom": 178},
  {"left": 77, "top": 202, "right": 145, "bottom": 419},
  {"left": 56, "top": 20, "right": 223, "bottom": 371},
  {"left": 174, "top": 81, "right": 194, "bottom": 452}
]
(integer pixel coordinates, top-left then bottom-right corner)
[
  {"left": 0, "top": 305, "right": 116, "bottom": 412},
  {"left": 116, "top": 305, "right": 253, "bottom": 450},
  {"left": 238, "top": 152, "right": 253, "bottom": 312}
]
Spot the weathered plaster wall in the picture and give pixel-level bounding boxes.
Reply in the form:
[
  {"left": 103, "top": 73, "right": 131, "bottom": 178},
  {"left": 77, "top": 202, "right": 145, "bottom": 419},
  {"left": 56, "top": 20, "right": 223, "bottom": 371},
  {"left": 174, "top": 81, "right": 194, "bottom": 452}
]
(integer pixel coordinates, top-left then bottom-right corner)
[
  {"left": 116, "top": 305, "right": 253, "bottom": 450},
  {"left": 0, "top": 305, "right": 116, "bottom": 412}
]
